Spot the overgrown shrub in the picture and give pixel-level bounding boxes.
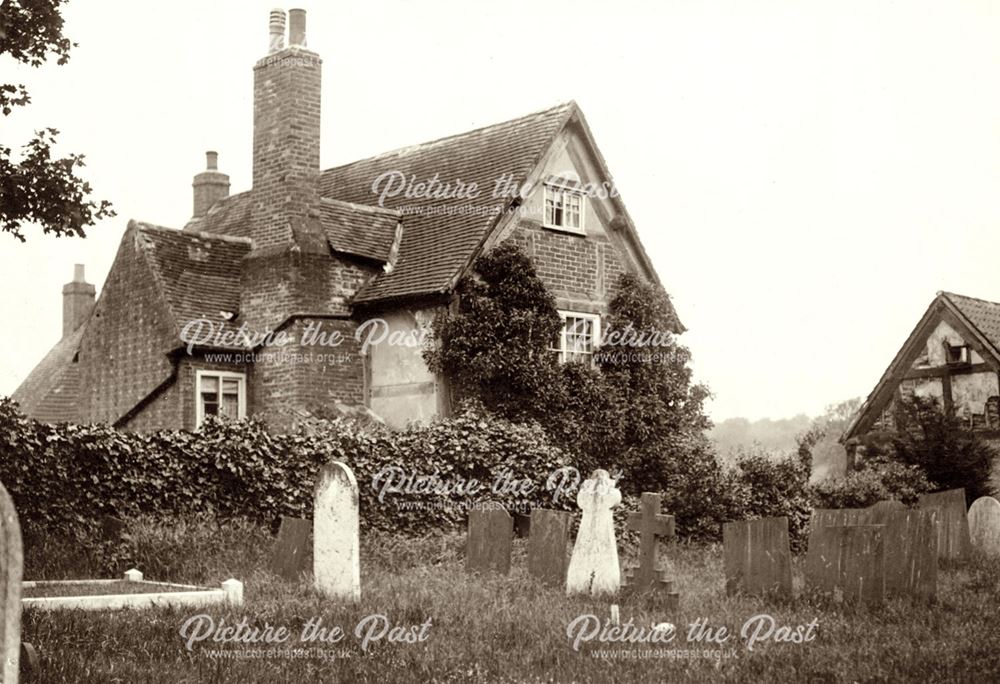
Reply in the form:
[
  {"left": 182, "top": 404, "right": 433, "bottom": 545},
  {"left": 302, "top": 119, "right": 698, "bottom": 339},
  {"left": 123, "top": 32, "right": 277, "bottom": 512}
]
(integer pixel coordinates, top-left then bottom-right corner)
[
  {"left": 810, "top": 458, "right": 931, "bottom": 509},
  {"left": 722, "top": 444, "right": 814, "bottom": 550}
]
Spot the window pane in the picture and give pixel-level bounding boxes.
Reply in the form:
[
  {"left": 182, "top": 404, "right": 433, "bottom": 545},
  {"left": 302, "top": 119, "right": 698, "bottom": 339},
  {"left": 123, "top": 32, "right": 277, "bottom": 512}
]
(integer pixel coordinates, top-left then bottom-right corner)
[
  {"left": 220, "top": 392, "right": 239, "bottom": 418},
  {"left": 567, "top": 194, "right": 581, "bottom": 228},
  {"left": 203, "top": 400, "right": 219, "bottom": 417},
  {"left": 201, "top": 376, "right": 219, "bottom": 394},
  {"left": 222, "top": 378, "right": 240, "bottom": 394}
]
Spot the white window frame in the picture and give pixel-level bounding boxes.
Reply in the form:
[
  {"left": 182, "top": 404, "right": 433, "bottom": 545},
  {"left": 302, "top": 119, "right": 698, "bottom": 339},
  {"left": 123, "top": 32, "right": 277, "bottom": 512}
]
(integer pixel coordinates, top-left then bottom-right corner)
[
  {"left": 554, "top": 311, "right": 601, "bottom": 365},
  {"left": 195, "top": 370, "right": 247, "bottom": 429},
  {"left": 542, "top": 182, "right": 586, "bottom": 234}
]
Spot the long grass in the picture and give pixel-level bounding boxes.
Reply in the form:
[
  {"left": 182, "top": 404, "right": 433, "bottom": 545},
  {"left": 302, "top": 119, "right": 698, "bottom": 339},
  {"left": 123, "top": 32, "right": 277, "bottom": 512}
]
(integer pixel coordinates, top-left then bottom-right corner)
[{"left": 19, "top": 516, "right": 1000, "bottom": 683}]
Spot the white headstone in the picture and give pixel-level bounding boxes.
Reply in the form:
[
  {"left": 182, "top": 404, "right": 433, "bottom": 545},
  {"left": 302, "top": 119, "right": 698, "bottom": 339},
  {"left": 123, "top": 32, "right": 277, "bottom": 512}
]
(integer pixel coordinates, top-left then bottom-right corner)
[
  {"left": 566, "top": 469, "right": 622, "bottom": 596},
  {"left": 0, "top": 481, "right": 23, "bottom": 683},
  {"left": 222, "top": 578, "right": 244, "bottom": 605},
  {"left": 968, "top": 496, "right": 1000, "bottom": 556},
  {"left": 314, "top": 462, "right": 360, "bottom": 602}
]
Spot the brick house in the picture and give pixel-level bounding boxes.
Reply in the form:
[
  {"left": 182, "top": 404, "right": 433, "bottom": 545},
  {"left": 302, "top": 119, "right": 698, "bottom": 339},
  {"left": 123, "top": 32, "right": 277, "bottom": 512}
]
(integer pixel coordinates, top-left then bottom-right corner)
[
  {"left": 843, "top": 291, "right": 1000, "bottom": 467},
  {"left": 12, "top": 8, "right": 681, "bottom": 432}
]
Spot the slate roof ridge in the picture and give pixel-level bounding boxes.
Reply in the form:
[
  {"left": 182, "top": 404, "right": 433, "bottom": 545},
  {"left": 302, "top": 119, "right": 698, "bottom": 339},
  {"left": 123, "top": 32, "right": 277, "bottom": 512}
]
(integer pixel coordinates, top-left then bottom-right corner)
[
  {"left": 319, "top": 197, "right": 402, "bottom": 219},
  {"left": 323, "top": 101, "right": 577, "bottom": 172}
]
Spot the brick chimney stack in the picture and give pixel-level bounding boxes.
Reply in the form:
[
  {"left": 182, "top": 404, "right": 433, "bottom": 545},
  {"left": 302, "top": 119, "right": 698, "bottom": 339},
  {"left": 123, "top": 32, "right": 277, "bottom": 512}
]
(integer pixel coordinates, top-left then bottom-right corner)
[
  {"left": 192, "top": 151, "right": 230, "bottom": 218},
  {"left": 250, "top": 7, "right": 323, "bottom": 253},
  {"left": 62, "top": 264, "right": 95, "bottom": 338}
]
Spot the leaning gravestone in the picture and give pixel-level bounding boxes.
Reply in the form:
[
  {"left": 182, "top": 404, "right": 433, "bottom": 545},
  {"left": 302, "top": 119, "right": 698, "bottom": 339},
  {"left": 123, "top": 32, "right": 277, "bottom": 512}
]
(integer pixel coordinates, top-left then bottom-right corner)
[
  {"left": 919, "top": 488, "right": 971, "bottom": 561},
  {"left": 0, "top": 480, "right": 23, "bottom": 682},
  {"left": 805, "top": 524, "right": 884, "bottom": 604},
  {"left": 968, "top": 496, "right": 1000, "bottom": 556},
  {"left": 466, "top": 502, "right": 513, "bottom": 575},
  {"left": 271, "top": 517, "right": 311, "bottom": 580},
  {"left": 314, "top": 462, "right": 360, "bottom": 602},
  {"left": 879, "top": 508, "right": 937, "bottom": 599},
  {"left": 527, "top": 509, "right": 572, "bottom": 587},
  {"left": 723, "top": 517, "right": 793, "bottom": 599},
  {"left": 566, "top": 470, "right": 622, "bottom": 596}
]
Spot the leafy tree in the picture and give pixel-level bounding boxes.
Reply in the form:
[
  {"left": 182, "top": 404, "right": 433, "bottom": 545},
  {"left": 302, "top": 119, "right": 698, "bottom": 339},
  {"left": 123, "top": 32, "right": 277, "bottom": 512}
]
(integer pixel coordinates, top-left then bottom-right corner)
[
  {"left": 425, "top": 242, "right": 563, "bottom": 419},
  {"left": 0, "top": 0, "right": 114, "bottom": 241},
  {"left": 877, "top": 395, "right": 995, "bottom": 501},
  {"left": 427, "top": 243, "right": 717, "bottom": 511}
]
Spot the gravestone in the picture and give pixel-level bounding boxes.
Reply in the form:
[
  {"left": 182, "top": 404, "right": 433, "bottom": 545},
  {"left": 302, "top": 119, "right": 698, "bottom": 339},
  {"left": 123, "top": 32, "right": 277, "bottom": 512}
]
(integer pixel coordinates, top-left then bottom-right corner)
[
  {"left": 566, "top": 470, "right": 622, "bottom": 596},
  {"left": 0, "top": 481, "right": 23, "bottom": 682},
  {"left": 879, "top": 508, "right": 937, "bottom": 599},
  {"left": 314, "top": 462, "right": 360, "bottom": 602},
  {"left": 527, "top": 509, "right": 571, "bottom": 586},
  {"left": 466, "top": 502, "right": 513, "bottom": 575},
  {"left": 723, "top": 516, "right": 792, "bottom": 599},
  {"left": 918, "top": 488, "right": 971, "bottom": 561},
  {"left": 623, "top": 493, "right": 676, "bottom": 594},
  {"left": 810, "top": 508, "right": 870, "bottom": 534},
  {"left": 866, "top": 500, "right": 906, "bottom": 524},
  {"left": 805, "top": 524, "right": 884, "bottom": 604},
  {"left": 271, "top": 517, "right": 311, "bottom": 580},
  {"left": 513, "top": 513, "right": 531, "bottom": 539},
  {"left": 968, "top": 496, "right": 1000, "bottom": 556}
]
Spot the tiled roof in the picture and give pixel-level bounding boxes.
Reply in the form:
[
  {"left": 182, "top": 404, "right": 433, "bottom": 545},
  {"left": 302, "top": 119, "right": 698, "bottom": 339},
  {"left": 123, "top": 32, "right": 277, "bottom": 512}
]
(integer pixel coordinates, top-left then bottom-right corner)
[
  {"left": 941, "top": 292, "right": 1000, "bottom": 357},
  {"left": 183, "top": 191, "right": 252, "bottom": 238},
  {"left": 320, "top": 102, "right": 577, "bottom": 303},
  {"left": 187, "top": 191, "right": 402, "bottom": 264},
  {"left": 319, "top": 198, "right": 401, "bottom": 262},
  {"left": 136, "top": 223, "right": 252, "bottom": 348},
  {"left": 11, "top": 324, "right": 86, "bottom": 423}
]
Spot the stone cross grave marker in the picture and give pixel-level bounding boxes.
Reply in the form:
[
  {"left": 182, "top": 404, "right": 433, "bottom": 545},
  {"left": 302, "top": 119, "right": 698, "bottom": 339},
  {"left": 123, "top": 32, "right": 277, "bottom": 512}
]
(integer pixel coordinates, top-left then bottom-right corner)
[
  {"left": 527, "top": 509, "right": 572, "bottom": 587},
  {"left": 314, "top": 462, "right": 360, "bottom": 602},
  {"left": 271, "top": 516, "right": 311, "bottom": 580},
  {"left": 805, "top": 523, "right": 885, "bottom": 604},
  {"left": 566, "top": 469, "right": 622, "bottom": 596},
  {"left": 624, "top": 492, "right": 675, "bottom": 593},
  {"left": 968, "top": 496, "right": 1000, "bottom": 556},
  {"left": 919, "top": 488, "right": 971, "bottom": 561},
  {"left": 0, "top": 480, "right": 23, "bottom": 682},
  {"left": 723, "top": 516, "right": 792, "bottom": 599},
  {"left": 466, "top": 501, "right": 513, "bottom": 575}
]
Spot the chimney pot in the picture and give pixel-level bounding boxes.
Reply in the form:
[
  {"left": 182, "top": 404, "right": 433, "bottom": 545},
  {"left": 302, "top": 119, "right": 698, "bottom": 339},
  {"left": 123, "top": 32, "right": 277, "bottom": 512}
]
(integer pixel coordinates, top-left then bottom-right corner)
[
  {"left": 73, "top": 263, "right": 85, "bottom": 283},
  {"left": 269, "top": 8, "right": 286, "bottom": 53},
  {"left": 206, "top": 150, "right": 218, "bottom": 170},
  {"left": 288, "top": 9, "right": 306, "bottom": 46}
]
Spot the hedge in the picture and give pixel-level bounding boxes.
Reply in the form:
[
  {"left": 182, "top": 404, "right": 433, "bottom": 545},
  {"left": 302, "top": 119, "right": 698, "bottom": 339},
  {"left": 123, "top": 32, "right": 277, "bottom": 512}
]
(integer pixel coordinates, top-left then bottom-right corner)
[{"left": 0, "top": 398, "right": 572, "bottom": 539}]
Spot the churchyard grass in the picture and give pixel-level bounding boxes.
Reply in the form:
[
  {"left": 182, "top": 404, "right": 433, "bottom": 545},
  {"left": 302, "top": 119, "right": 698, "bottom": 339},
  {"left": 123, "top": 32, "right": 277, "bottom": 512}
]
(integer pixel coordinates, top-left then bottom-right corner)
[{"left": 19, "top": 515, "right": 1000, "bottom": 683}]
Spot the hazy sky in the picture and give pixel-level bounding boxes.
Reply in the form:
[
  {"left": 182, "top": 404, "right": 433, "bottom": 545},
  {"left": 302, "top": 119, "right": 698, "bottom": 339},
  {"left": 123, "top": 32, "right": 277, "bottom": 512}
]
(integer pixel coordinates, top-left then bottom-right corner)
[{"left": 2, "top": 0, "right": 999, "bottom": 422}]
